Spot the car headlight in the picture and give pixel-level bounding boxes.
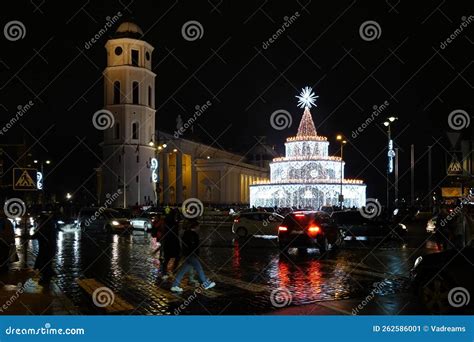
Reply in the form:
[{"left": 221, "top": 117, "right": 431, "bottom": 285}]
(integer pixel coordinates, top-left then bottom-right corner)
[
  {"left": 57, "top": 220, "right": 65, "bottom": 225},
  {"left": 399, "top": 223, "right": 407, "bottom": 230},
  {"left": 413, "top": 256, "right": 423, "bottom": 269},
  {"left": 112, "top": 220, "right": 120, "bottom": 226}
]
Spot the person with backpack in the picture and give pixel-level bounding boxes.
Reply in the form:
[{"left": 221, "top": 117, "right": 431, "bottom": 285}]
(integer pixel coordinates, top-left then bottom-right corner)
[{"left": 170, "top": 220, "right": 215, "bottom": 292}]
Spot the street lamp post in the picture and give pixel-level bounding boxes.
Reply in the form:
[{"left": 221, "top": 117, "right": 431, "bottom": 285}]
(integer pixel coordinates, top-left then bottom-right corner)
[
  {"left": 383, "top": 117, "right": 398, "bottom": 214},
  {"left": 336, "top": 135, "right": 347, "bottom": 210},
  {"left": 33, "top": 159, "right": 51, "bottom": 188}
]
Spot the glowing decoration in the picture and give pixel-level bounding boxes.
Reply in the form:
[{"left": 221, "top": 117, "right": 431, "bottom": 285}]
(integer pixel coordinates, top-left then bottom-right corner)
[
  {"left": 387, "top": 139, "right": 395, "bottom": 173},
  {"left": 296, "top": 86, "right": 319, "bottom": 109},
  {"left": 151, "top": 158, "right": 158, "bottom": 183},
  {"left": 36, "top": 171, "right": 43, "bottom": 190},
  {"left": 250, "top": 91, "right": 366, "bottom": 209}
]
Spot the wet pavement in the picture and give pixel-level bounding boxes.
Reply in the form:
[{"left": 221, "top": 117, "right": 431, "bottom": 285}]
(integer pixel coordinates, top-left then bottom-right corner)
[{"left": 6, "top": 221, "right": 438, "bottom": 315}]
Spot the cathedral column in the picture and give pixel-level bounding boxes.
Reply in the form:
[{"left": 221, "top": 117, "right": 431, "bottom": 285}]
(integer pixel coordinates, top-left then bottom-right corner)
[
  {"left": 176, "top": 150, "right": 183, "bottom": 204},
  {"left": 162, "top": 152, "right": 169, "bottom": 204}
]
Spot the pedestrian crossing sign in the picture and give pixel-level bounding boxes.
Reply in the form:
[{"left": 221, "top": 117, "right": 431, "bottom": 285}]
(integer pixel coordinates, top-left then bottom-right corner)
[{"left": 13, "top": 168, "right": 38, "bottom": 190}]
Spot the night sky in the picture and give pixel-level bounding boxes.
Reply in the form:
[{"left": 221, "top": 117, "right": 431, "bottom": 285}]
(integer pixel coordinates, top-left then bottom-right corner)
[{"left": 1, "top": 0, "right": 473, "bottom": 203}]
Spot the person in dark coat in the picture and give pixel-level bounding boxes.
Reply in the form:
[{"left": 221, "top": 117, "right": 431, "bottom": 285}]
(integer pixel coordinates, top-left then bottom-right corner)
[
  {"left": 170, "top": 220, "right": 215, "bottom": 292},
  {"left": 160, "top": 208, "right": 181, "bottom": 279},
  {"left": 32, "top": 212, "right": 57, "bottom": 282},
  {"left": 0, "top": 209, "right": 15, "bottom": 274}
]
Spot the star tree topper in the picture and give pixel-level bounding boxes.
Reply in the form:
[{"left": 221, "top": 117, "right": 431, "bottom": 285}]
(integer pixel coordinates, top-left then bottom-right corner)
[{"left": 296, "top": 86, "right": 319, "bottom": 109}]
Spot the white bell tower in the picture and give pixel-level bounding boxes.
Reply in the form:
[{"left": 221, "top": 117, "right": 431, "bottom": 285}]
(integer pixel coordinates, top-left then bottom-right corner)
[{"left": 102, "top": 21, "right": 156, "bottom": 207}]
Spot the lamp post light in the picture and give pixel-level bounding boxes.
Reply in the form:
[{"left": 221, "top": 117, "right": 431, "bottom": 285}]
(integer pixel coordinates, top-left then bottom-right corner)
[
  {"left": 382, "top": 117, "right": 398, "bottom": 213},
  {"left": 336, "top": 135, "right": 347, "bottom": 210}
]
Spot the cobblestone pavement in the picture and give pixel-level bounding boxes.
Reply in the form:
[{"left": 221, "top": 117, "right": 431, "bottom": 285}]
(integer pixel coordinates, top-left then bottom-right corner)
[{"left": 9, "top": 222, "right": 435, "bottom": 315}]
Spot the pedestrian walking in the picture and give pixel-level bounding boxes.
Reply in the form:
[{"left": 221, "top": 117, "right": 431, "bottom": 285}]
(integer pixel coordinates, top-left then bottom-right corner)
[
  {"left": 160, "top": 208, "right": 181, "bottom": 279},
  {"left": 170, "top": 220, "right": 215, "bottom": 293},
  {"left": 32, "top": 212, "right": 57, "bottom": 283},
  {"left": 0, "top": 209, "right": 15, "bottom": 274},
  {"left": 150, "top": 213, "right": 165, "bottom": 257}
]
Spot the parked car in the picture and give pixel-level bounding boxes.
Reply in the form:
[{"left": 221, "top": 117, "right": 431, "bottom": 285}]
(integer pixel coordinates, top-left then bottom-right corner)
[
  {"left": 331, "top": 210, "right": 407, "bottom": 239},
  {"left": 130, "top": 210, "right": 163, "bottom": 231},
  {"left": 232, "top": 212, "right": 284, "bottom": 237},
  {"left": 277, "top": 211, "right": 342, "bottom": 253},
  {"left": 77, "top": 208, "right": 132, "bottom": 233},
  {"left": 410, "top": 246, "right": 474, "bottom": 313}
]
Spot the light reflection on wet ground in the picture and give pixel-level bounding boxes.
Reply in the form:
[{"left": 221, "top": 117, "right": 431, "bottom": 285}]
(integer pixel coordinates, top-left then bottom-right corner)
[{"left": 15, "top": 223, "right": 433, "bottom": 314}]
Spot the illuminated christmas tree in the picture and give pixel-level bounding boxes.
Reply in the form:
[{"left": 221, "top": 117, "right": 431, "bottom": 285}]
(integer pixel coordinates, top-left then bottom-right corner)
[{"left": 249, "top": 87, "right": 366, "bottom": 209}]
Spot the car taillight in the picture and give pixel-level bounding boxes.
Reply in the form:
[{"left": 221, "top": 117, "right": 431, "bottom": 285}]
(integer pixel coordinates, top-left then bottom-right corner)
[
  {"left": 278, "top": 226, "right": 288, "bottom": 232},
  {"left": 234, "top": 218, "right": 240, "bottom": 223},
  {"left": 307, "top": 226, "right": 320, "bottom": 235}
]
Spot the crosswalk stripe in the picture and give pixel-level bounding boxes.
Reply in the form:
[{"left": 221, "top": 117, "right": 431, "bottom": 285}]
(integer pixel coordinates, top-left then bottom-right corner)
[
  {"left": 77, "top": 278, "right": 134, "bottom": 312},
  {"left": 180, "top": 284, "right": 222, "bottom": 298},
  {"left": 125, "top": 275, "right": 183, "bottom": 303},
  {"left": 213, "top": 274, "right": 269, "bottom": 293},
  {"left": 319, "top": 259, "right": 405, "bottom": 280}
]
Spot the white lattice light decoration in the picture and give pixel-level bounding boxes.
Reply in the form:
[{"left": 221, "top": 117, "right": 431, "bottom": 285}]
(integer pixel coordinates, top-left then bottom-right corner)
[{"left": 249, "top": 88, "right": 366, "bottom": 209}]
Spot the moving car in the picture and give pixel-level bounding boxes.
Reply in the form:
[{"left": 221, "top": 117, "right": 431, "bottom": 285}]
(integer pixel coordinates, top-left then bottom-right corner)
[
  {"left": 410, "top": 246, "right": 474, "bottom": 313},
  {"left": 277, "top": 211, "right": 342, "bottom": 253},
  {"left": 77, "top": 208, "right": 132, "bottom": 233},
  {"left": 331, "top": 210, "right": 407, "bottom": 240},
  {"left": 130, "top": 210, "right": 163, "bottom": 231},
  {"left": 232, "top": 212, "right": 284, "bottom": 237}
]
